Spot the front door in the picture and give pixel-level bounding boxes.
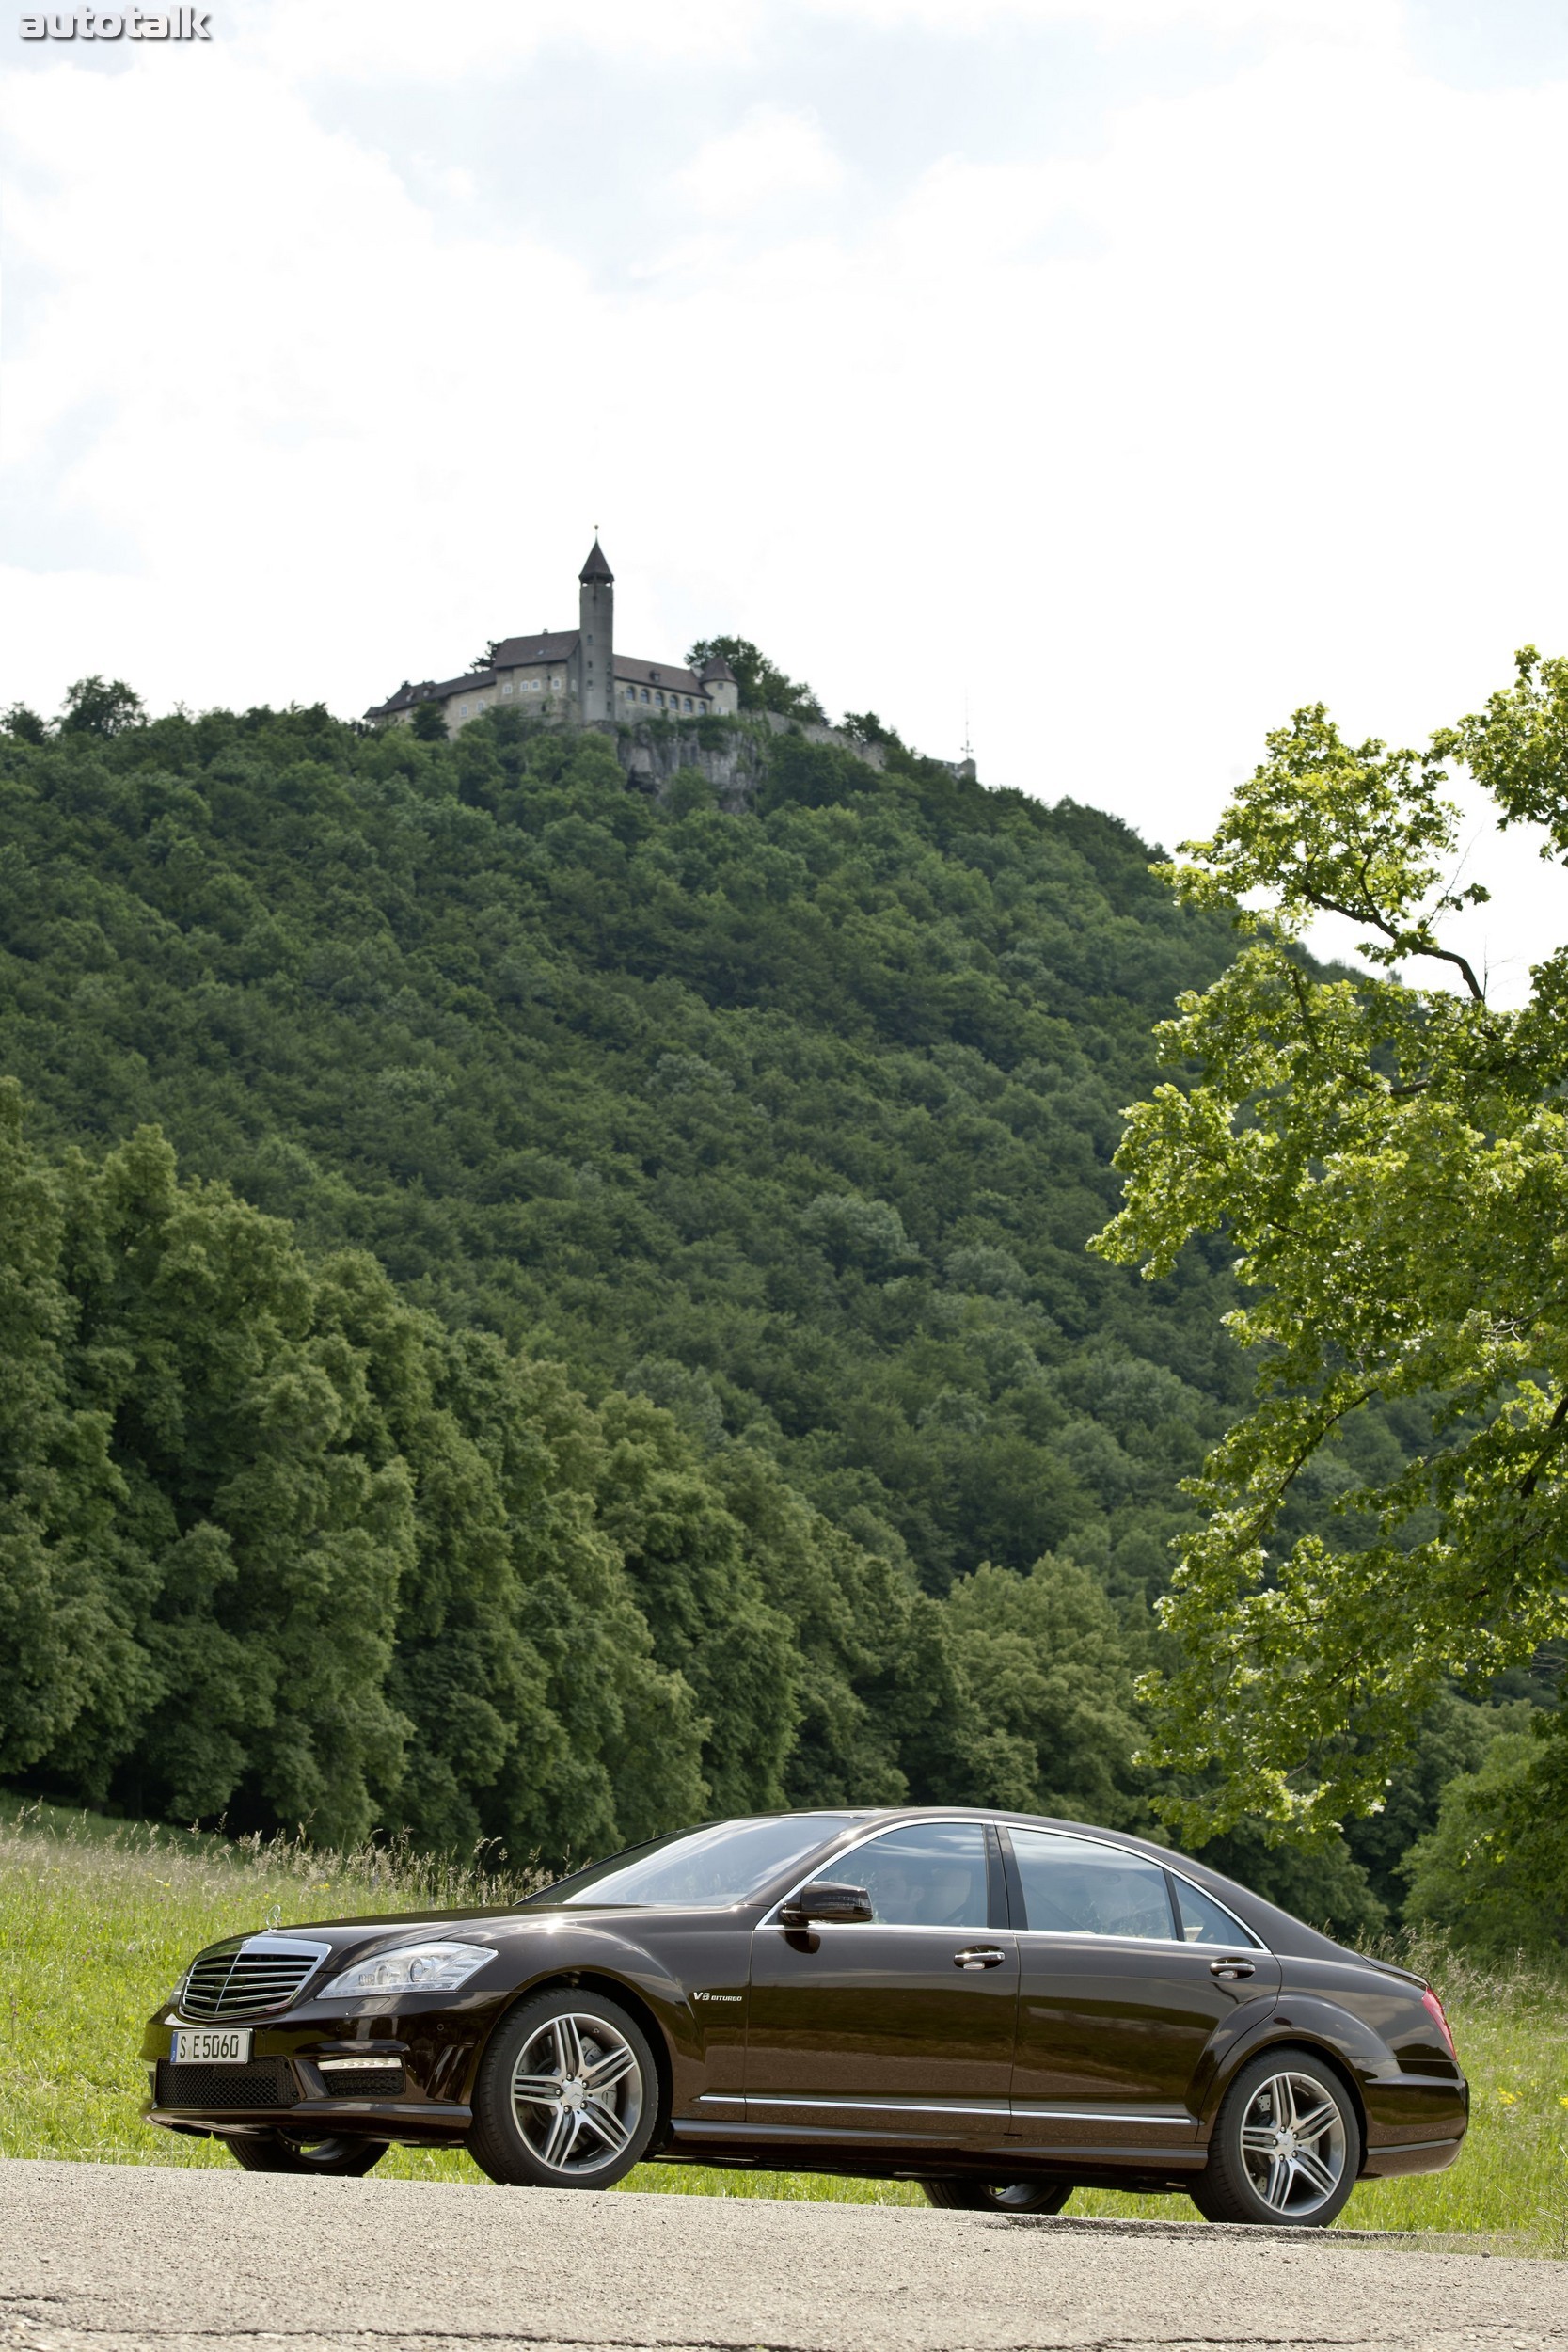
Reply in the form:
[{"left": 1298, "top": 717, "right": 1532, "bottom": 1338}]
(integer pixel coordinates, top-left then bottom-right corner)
[
  {"left": 1002, "top": 1828, "right": 1281, "bottom": 2160},
  {"left": 745, "top": 1820, "right": 1017, "bottom": 2154}
]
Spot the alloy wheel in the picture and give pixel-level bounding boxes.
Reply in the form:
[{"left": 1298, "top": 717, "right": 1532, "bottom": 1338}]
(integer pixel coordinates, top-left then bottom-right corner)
[
  {"left": 509, "top": 2010, "right": 644, "bottom": 2176},
  {"left": 1237, "top": 2068, "right": 1348, "bottom": 2217}
]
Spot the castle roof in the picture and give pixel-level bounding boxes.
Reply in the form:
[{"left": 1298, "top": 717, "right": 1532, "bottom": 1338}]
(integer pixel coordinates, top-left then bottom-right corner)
[
  {"left": 578, "top": 539, "right": 614, "bottom": 584},
  {"left": 489, "top": 630, "right": 578, "bottom": 670},
  {"left": 364, "top": 668, "right": 496, "bottom": 718},
  {"left": 698, "top": 653, "right": 736, "bottom": 684},
  {"left": 613, "top": 655, "right": 708, "bottom": 696}
]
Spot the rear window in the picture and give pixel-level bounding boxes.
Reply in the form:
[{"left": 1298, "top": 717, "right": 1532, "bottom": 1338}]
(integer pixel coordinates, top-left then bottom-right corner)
[
  {"left": 1171, "top": 1876, "right": 1262, "bottom": 1947},
  {"left": 1009, "top": 1829, "right": 1175, "bottom": 1940}
]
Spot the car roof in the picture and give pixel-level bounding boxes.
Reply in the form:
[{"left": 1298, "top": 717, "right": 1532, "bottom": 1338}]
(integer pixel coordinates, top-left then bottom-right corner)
[{"left": 802, "top": 1804, "right": 1390, "bottom": 1972}]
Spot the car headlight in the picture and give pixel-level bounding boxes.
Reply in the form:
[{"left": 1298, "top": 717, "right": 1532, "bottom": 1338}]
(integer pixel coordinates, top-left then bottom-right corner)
[{"left": 320, "top": 1940, "right": 495, "bottom": 1997}]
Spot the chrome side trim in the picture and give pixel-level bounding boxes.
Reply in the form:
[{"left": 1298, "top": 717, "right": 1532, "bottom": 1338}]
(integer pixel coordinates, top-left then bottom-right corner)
[
  {"left": 746, "top": 2096, "right": 1011, "bottom": 2118},
  {"left": 1010, "top": 2106, "right": 1190, "bottom": 2124},
  {"left": 1366, "top": 2135, "right": 1465, "bottom": 2153},
  {"left": 1015, "top": 1931, "right": 1265, "bottom": 1958},
  {"left": 757, "top": 1920, "right": 1013, "bottom": 1939},
  {"left": 695, "top": 2092, "right": 746, "bottom": 2107}
]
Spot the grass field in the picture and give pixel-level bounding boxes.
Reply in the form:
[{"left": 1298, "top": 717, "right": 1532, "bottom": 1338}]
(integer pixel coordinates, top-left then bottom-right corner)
[{"left": 2, "top": 1797, "right": 1563, "bottom": 2243}]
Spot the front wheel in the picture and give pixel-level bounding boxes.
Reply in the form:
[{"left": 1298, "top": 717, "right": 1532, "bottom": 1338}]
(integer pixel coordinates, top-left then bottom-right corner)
[
  {"left": 1190, "top": 2048, "right": 1359, "bottom": 2227},
  {"left": 923, "top": 2178, "right": 1071, "bottom": 2214},
  {"left": 229, "top": 2132, "right": 388, "bottom": 2176},
  {"left": 467, "top": 1989, "right": 660, "bottom": 2188}
]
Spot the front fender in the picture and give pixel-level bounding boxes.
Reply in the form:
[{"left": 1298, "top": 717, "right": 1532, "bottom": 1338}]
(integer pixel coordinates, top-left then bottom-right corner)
[{"left": 488, "top": 1917, "right": 749, "bottom": 2122}]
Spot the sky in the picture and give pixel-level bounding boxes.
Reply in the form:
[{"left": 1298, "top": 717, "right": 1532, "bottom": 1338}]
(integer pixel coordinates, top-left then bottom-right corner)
[{"left": 3, "top": 0, "right": 1567, "bottom": 1001}]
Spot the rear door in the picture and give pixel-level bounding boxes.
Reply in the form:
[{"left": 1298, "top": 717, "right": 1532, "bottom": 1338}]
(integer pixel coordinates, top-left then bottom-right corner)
[
  {"left": 1003, "top": 1828, "right": 1280, "bottom": 2159},
  {"left": 745, "top": 1820, "right": 1018, "bottom": 2153}
]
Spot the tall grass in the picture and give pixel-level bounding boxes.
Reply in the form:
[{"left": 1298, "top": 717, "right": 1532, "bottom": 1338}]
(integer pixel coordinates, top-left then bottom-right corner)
[{"left": 0, "top": 1800, "right": 1561, "bottom": 2237}]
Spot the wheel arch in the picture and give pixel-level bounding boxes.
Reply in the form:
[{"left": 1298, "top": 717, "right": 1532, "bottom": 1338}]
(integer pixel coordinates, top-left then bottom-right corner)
[
  {"left": 1213, "top": 2032, "right": 1370, "bottom": 2164},
  {"left": 485, "top": 1968, "right": 676, "bottom": 2150}
]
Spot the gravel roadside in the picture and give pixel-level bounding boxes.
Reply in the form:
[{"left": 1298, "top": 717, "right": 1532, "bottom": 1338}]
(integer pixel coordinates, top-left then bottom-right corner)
[{"left": 2, "top": 2156, "right": 1564, "bottom": 2352}]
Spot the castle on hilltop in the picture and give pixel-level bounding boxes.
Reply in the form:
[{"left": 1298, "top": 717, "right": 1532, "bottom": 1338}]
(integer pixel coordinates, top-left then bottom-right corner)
[{"left": 365, "top": 540, "right": 739, "bottom": 736}]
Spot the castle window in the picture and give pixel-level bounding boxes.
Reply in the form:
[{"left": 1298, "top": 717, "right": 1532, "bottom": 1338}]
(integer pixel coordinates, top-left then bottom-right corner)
[
  {"left": 684, "top": 697, "right": 693, "bottom": 711},
  {"left": 641, "top": 687, "right": 650, "bottom": 702}
]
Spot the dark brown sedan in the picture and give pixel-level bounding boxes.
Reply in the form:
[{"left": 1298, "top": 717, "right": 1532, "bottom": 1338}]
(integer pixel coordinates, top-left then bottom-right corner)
[{"left": 142, "top": 1807, "right": 1466, "bottom": 2225}]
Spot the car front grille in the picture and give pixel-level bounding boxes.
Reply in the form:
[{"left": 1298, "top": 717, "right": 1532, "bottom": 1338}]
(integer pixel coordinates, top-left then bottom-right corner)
[
  {"left": 155, "top": 2059, "right": 298, "bottom": 2110},
  {"left": 180, "top": 1937, "right": 329, "bottom": 2019}
]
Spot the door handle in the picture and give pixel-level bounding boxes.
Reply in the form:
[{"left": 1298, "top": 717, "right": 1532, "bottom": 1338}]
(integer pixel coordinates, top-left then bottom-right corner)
[
  {"left": 1210, "top": 1958, "right": 1256, "bottom": 1979},
  {"left": 953, "top": 1946, "right": 1006, "bottom": 1970}
]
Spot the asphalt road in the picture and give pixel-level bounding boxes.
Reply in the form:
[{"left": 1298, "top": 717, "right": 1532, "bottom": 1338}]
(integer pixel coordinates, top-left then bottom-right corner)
[{"left": 2, "top": 2157, "right": 1565, "bottom": 2352}]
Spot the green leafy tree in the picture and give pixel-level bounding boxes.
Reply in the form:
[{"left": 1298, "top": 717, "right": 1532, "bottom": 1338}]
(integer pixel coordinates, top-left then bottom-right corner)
[
  {"left": 943, "top": 1553, "right": 1141, "bottom": 1820},
  {"left": 1402, "top": 1708, "right": 1568, "bottom": 1960},
  {"left": 840, "top": 711, "right": 905, "bottom": 752},
  {"left": 7, "top": 680, "right": 1389, "bottom": 1872},
  {"left": 410, "top": 700, "right": 448, "bottom": 742},
  {"left": 1093, "top": 648, "right": 1568, "bottom": 1844},
  {"left": 0, "top": 1081, "right": 128, "bottom": 1780},
  {"left": 58, "top": 676, "right": 145, "bottom": 737},
  {"left": 687, "top": 635, "right": 826, "bottom": 725},
  {"left": 3, "top": 705, "right": 48, "bottom": 745}
]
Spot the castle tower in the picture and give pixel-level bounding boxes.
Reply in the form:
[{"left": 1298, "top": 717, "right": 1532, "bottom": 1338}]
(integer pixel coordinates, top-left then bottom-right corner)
[
  {"left": 697, "top": 651, "right": 740, "bottom": 718},
  {"left": 576, "top": 537, "right": 614, "bottom": 723}
]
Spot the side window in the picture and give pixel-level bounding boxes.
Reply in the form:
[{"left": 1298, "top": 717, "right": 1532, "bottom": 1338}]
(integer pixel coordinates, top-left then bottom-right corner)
[
  {"left": 838, "top": 1821, "right": 990, "bottom": 1929},
  {"left": 1009, "top": 1830, "right": 1175, "bottom": 1940},
  {"left": 1172, "top": 1877, "right": 1261, "bottom": 1947}
]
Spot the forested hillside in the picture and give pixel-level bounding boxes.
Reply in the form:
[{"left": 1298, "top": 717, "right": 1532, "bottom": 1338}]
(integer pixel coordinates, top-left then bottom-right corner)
[{"left": 0, "top": 694, "right": 1506, "bottom": 1922}]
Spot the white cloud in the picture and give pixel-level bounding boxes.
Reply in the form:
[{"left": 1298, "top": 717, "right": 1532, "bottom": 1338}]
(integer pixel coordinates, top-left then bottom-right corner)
[
  {"left": 2, "top": 4, "right": 1567, "bottom": 993},
  {"left": 807, "top": 0, "right": 1393, "bottom": 38},
  {"left": 674, "top": 106, "right": 847, "bottom": 216},
  {"left": 231, "top": 0, "right": 756, "bottom": 77}
]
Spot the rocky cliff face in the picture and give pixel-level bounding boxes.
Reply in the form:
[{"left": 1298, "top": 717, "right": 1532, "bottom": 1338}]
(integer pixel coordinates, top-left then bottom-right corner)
[{"left": 609, "top": 712, "right": 889, "bottom": 808}]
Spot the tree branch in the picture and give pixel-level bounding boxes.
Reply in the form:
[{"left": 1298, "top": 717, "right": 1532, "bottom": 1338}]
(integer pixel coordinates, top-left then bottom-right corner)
[
  {"left": 1518, "top": 1391, "right": 1568, "bottom": 1498},
  {"left": 1304, "top": 891, "right": 1486, "bottom": 1005}
]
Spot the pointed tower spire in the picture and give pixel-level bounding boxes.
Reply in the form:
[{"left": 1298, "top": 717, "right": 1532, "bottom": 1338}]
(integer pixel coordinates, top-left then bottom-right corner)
[{"left": 575, "top": 535, "right": 614, "bottom": 723}]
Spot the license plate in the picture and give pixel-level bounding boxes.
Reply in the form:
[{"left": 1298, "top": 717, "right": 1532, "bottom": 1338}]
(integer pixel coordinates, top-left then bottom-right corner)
[{"left": 170, "top": 2026, "right": 253, "bottom": 2064}]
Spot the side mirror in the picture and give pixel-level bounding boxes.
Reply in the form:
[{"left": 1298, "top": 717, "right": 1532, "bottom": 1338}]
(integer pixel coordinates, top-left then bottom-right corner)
[{"left": 779, "top": 1880, "right": 873, "bottom": 1927}]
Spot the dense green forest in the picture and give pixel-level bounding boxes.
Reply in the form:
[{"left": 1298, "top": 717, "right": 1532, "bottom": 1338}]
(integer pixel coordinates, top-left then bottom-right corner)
[{"left": 0, "top": 690, "right": 1530, "bottom": 1929}]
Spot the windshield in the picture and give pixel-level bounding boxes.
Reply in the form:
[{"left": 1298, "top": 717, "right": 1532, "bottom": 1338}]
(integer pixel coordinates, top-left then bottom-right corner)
[{"left": 534, "top": 1814, "right": 864, "bottom": 1911}]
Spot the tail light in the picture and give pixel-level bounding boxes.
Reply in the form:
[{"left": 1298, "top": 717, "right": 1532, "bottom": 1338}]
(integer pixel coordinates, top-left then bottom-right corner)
[{"left": 1421, "top": 1986, "right": 1458, "bottom": 2059}]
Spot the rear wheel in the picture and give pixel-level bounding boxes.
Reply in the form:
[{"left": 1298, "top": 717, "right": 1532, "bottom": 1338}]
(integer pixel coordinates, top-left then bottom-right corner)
[
  {"left": 228, "top": 2132, "right": 388, "bottom": 2176},
  {"left": 922, "top": 2178, "right": 1071, "bottom": 2214},
  {"left": 1190, "top": 2048, "right": 1359, "bottom": 2227},
  {"left": 468, "top": 1989, "right": 660, "bottom": 2189}
]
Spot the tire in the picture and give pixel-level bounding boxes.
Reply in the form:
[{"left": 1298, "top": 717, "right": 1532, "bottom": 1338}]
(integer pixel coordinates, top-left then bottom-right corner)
[
  {"left": 923, "top": 2178, "right": 1072, "bottom": 2214},
  {"left": 1190, "top": 2046, "right": 1360, "bottom": 2227},
  {"left": 228, "top": 2131, "right": 388, "bottom": 2176},
  {"left": 467, "top": 1988, "right": 660, "bottom": 2189}
]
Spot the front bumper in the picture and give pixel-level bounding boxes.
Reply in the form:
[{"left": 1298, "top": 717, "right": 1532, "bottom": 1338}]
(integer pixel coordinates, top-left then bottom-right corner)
[{"left": 141, "top": 1995, "right": 497, "bottom": 2144}]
